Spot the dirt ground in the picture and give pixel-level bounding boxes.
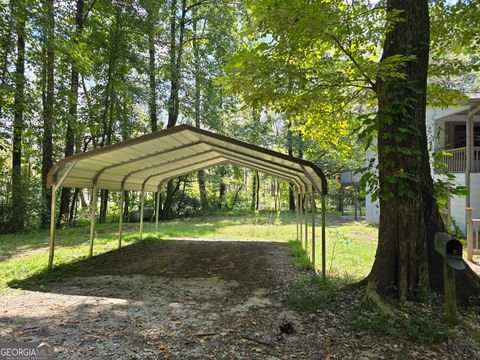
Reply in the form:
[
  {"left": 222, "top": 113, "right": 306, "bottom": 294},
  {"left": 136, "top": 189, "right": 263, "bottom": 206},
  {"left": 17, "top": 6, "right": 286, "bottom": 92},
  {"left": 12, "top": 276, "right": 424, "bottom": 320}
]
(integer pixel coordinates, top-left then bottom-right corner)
[{"left": 0, "top": 239, "right": 479, "bottom": 359}]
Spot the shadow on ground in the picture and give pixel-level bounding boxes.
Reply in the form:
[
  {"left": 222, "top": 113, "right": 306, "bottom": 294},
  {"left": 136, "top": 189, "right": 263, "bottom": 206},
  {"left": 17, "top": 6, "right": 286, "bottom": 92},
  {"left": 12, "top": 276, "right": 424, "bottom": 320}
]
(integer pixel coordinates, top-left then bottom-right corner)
[{"left": 10, "top": 238, "right": 290, "bottom": 301}]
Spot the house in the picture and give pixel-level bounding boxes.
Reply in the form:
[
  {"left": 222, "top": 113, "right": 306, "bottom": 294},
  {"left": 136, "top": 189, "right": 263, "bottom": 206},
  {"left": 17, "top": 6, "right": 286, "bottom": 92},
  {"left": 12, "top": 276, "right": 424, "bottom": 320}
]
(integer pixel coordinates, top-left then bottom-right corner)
[{"left": 366, "top": 96, "right": 480, "bottom": 232}]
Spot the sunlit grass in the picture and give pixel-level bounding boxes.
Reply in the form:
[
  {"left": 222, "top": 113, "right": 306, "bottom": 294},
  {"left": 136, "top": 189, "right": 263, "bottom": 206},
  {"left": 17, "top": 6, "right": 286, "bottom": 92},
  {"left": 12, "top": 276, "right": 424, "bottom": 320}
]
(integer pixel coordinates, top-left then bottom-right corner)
[{"left": 0, "top": 211, "right": 378, "bottom": 292}]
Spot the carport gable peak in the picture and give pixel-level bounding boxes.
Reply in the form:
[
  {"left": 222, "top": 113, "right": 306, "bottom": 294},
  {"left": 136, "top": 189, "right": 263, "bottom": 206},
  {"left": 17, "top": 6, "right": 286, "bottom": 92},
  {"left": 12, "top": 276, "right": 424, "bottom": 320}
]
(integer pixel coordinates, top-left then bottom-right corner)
[{"left": 47, "top": 124, "right": 327, "bottom": 194}]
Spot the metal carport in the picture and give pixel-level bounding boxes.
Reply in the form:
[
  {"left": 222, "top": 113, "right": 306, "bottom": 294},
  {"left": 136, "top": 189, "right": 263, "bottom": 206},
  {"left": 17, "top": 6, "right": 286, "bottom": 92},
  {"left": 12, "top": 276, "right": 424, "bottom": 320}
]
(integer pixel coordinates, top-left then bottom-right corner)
[{"left": 47, "top": 125, "right": 328, "bottom": 276}]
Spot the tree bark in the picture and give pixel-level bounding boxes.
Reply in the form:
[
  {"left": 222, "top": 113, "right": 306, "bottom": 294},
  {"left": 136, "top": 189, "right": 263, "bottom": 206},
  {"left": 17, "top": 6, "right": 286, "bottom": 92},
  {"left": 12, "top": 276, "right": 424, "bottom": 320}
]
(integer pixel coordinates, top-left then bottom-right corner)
[
  {"left": 287, "top": 122, "right": 295, "bottom": 211},
  {"left": 251, "top": 170, "right": 257, "bottom": 211},
  {"left": 11, "top": 5, "right": 25, "bottom": 231},
  {"left": 163, "top": 0, "right": 187, "bottom": 216},
  {"left": 58, "top": 0, "right": 85, "bottom": 226},
  {"left": 0, "top": 0, "right": 15, "bottom": 120},
  {"left": 193, "top": 15, "right": 208, "bottom": 210},
  {"left": 146, "top": 0, "right": 158, "bottom": 132},
  {"left": 218, "top": 167, "right": 226, "bottom": 209},
  {"left": 166, "top": 0, "right": 187, "bottom": 128},
  {"left": 368, "top": 0, "right": 480, "bottom": 302},
  {"left": 41, "top": 0, "right": 55, "bottom": 228}
]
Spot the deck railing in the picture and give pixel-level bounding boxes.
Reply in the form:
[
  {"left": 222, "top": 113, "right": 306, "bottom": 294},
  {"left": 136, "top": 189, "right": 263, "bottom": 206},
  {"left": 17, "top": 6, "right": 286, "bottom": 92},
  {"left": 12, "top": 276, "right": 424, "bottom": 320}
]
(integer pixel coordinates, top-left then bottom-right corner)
[
  {"left": 437, "top": 147, "right": 480, "bottom": 173},
  {"left": 466, "top": 208, "right": 480, "bottom": 260}
]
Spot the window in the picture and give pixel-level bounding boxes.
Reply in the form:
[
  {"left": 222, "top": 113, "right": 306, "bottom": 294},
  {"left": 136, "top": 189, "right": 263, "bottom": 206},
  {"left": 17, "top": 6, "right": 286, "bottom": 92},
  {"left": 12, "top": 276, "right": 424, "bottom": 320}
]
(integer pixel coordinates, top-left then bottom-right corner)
[{"left": 453, "top": 124, "right": 480, "bottom": 148}]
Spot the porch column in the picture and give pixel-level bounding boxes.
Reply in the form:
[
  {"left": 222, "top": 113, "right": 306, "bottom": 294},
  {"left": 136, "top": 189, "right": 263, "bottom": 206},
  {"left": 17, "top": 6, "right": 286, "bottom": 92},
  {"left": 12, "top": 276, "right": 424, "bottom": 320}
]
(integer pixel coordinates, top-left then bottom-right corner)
[
  {"left": 466, "top": 108, "right": 473, "bottom": 209},
  {"left": 466, "top": 102, "right": 480, "bottom": 228}
]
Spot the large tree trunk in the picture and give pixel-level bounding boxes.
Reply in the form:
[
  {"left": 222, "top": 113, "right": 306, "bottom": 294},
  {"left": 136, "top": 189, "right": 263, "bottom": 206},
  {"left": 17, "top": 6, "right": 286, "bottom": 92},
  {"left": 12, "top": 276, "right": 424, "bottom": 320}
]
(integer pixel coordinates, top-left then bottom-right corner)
[
  {"left": 368, "top": 0, "right": 480, "bottom": 302},
  {"left": 41, "top": 0, "right": 55, "bottom": 229},
  {"left": 11, "top": 7, "right": 25, "bottom": 231}
]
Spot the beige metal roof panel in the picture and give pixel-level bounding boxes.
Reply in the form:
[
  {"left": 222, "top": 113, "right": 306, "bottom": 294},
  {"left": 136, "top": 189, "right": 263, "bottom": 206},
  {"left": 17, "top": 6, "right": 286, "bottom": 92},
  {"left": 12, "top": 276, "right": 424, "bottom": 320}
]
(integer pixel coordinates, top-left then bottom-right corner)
[{"left": 47, "top": 125, "right": 327, "bottom": 195}]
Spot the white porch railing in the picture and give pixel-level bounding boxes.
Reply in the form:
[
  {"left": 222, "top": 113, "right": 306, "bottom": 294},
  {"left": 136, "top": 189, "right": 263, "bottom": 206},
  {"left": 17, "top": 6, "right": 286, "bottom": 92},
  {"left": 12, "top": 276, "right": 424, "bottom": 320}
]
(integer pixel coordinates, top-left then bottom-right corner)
[
  {"left": 466, "top": 208, "right": 480, "bottom": 260},
  {"left": 438, "top": 147, "right": 480, "bottom": 173}
]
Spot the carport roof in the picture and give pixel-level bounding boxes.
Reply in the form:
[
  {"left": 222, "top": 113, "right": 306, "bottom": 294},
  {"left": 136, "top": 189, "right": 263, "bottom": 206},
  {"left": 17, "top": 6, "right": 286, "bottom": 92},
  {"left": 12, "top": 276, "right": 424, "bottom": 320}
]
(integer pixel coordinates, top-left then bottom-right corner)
[{"left": 47, "top": 124, "right": 327, "bottom": 194}]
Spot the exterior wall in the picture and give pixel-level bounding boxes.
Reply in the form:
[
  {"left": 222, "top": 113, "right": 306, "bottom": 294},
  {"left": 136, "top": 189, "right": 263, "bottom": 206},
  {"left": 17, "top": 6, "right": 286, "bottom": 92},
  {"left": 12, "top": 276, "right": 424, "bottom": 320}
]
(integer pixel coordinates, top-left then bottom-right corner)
[
  {"left": 434, "top": 173, "right": 480, "bottom": 233},
  {"left": 366, "top": 193, "right": 379, "bottom": 225},
  {"left": 365, "top": 102, "right": 478, "bottom": 230}
]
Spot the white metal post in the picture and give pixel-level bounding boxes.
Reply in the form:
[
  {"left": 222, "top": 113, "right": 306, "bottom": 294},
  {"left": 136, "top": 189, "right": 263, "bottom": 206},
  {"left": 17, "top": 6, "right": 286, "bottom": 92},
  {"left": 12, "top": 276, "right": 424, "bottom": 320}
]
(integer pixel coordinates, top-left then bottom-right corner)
[
  {"left": 311, "top": 190, "right": 316, "bottom": 268},
  {"left": 467, "top": 207, "right": 474, "bottom": 261},
  {"left": 304, "top": 193, "right": 308, "bottom": 250},
  {"left": 296, "top": 191, "right": 299, "bottom": 241},
  {"left": 155, "top": 183, "right": 162, "bottom": 233},
  {"left": 299, "top": 193, "right": 303, "bottom": 244},
  {"left": 321, "top": 193, "right": 327, "bottom": 280},
  {"left": 48, "top": 187, "right": 57, "bottom": 269},
  {"left": 118, "top": 186, "right": 125, "bottom": 248},
  {"left": 89, "top": 183, "right": 98, "bottom": 257},
  {"left": 139, "top": 188, "right": 145, "bottom": 240}
]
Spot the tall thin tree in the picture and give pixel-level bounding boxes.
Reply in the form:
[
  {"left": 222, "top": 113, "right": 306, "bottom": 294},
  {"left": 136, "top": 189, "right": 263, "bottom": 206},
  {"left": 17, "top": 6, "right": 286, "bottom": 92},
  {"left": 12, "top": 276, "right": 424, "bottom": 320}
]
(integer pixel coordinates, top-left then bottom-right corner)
[
  {"left": 41, "top": 0, "right": 55, "bottom": 228},
  {"left": 11, "top": 1, "right": 26, "bottom": 231}
]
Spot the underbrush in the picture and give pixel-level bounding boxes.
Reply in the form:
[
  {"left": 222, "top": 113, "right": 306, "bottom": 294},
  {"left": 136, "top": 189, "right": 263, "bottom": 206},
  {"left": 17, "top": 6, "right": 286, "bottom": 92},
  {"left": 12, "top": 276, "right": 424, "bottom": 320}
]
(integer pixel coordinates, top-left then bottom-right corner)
[{"left": 349, "top": 303, "right": 450, "bottom": 344}]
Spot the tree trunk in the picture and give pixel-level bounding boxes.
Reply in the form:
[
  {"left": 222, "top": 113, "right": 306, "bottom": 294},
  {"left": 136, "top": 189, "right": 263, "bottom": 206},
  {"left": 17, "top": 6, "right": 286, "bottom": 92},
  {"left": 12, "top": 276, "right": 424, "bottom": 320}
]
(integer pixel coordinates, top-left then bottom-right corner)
[
  {"left": 218, "top": 168, "right": 226, "bottom": 209},
  {"left": 123, "top": 191, "right": 129, "bottom": 222},
  {"left": 368, "top": 0, "right": 480, "bottom": 302},
  {"left": 41, "top": 0, "right": 55, "bottom": 229},
  {"left": 256, "top": 172, "right": 260, "bottom": 210},
  {"left": 192, "top": 16, "right": 208, "bottom": 210},
  {"left": 146, "top": 0, "right": 158, "bottom": 132},
  {"left": 11, "top": 7, "right": 25, "bottom": 231},
  {"left": 287, "top": 123, "right": 295, "bottom": 211},
  {"left": 0, "top": 0, "right": 14, "bottom": 119},
  {"left": 58, "top": 0, "right": 85, "bottom": 226},
  {"left": 163, "top": 0, "right": 187, "bottom": 215},
  {"left": 251, "top": 170, "right": 257, "bottom": 211},
  {"left": 166, "top": 0, "right": 186, "bottom": 128}
]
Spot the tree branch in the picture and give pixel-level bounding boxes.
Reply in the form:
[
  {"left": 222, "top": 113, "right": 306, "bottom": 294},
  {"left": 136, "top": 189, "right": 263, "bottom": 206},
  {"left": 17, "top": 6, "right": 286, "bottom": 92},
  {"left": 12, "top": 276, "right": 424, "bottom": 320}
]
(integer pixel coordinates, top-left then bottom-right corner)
[
  {"left": 328, "top": 34, "right": 376, "bottom": 89},
  {"left": 82, "top": 0, "right": 98, "bottom": 25}
]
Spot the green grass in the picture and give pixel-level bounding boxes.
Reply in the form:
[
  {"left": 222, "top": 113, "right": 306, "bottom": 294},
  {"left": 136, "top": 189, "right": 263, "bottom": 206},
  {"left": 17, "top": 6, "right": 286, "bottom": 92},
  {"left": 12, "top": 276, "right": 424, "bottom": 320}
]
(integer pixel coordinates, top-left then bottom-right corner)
[
  {"left": 349, "top": 303, "right": 450, "bottom": 344},
  {"left": 289, "top": 240, "right": 314, "bottom": 270},
  {"left": 0, "top": 211, "right": 378, "bottom": 292},
  {"left": 286, "top": 274, "right": 340, "bottom": 311}
]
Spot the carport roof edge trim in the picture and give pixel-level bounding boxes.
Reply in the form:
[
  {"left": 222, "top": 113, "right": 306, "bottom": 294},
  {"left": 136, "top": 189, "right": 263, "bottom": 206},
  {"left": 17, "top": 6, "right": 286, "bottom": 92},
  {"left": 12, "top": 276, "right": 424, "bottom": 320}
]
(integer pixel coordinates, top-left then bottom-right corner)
[{"left": 47, "top": 124, "right": 328, "bottom": 194}]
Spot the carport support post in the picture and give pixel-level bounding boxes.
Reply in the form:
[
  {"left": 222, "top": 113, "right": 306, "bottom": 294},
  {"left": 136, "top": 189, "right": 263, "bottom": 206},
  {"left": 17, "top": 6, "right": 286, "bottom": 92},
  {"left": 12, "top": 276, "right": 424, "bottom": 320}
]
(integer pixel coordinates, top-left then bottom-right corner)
[
  {"left": 299, "top": 193, "right": 303, "bottom": 244},
  {"left": 321, "top": 193, "right": 326, "bottom": 280},
  {"left": 311, "top": 190, "right": 316, "bottom": 268},
  {"left": 296, "top": 191, "right": 300, "bottom": 241},
  {"left": 155, "top": 183, "right": 162, "bottom": 233},
  {"left": 139, "top": 188, "right": 145, "bottom": 240},
  {"left": 118, "top": 186, "right": 125, "bottom": 248},
  {"left": 89, "top": 182, "right": 98, "bottom": 257},
  {"left": 48, "top": 186, "right": 57, "bottom": 269},
  {"left": 304, "top": 193, "right": 308, "bottom": 250}
]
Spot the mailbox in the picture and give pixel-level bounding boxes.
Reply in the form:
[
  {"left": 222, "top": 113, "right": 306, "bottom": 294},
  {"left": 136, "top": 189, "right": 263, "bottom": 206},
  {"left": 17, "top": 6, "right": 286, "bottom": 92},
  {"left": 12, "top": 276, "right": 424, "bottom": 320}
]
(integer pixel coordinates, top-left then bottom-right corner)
[{"left": 434, "top": 232, "right": 465, "bottom": 270}]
